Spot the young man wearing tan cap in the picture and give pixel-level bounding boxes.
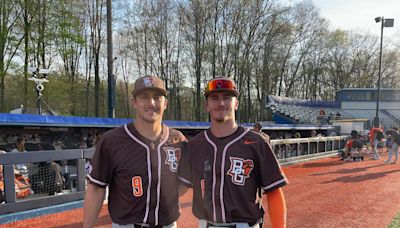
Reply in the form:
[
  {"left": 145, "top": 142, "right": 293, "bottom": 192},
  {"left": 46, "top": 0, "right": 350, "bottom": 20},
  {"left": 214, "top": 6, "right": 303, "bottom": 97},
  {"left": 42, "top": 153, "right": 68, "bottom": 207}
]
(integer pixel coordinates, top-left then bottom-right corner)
[
  {"left": 84, "top": 76, "right": 186, "bottom": 228},
  {"left": 178, "top": 77, "right": 288, "bottom": 228}
]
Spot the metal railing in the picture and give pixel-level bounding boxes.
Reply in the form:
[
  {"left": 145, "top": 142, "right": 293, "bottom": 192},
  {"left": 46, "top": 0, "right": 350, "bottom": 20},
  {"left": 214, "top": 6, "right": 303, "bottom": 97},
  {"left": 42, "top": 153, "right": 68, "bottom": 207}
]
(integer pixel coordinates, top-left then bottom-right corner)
[
  {"left": 0, "top": 149, "right": 94, "bottom": 215},
  {"left": 0, "top": 136, "right": 348, "bottom": 214},
  {"left": 271, "top": 136, "right": 348, "bottom": 165}
]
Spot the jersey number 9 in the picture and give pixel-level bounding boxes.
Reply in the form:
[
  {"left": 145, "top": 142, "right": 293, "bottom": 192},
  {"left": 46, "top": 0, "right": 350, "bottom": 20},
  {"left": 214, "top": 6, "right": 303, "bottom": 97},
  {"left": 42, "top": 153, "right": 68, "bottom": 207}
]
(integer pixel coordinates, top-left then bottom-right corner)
[{"left": 132, "top": 176, "right": 143, "bottom": 197}]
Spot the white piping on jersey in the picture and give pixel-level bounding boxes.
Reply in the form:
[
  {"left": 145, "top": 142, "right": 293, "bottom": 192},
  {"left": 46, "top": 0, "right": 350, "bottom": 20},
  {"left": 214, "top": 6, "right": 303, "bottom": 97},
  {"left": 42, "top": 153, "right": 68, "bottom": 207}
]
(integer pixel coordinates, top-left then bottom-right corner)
[
  {"left": 178, "top": 176, "right": 192, "bottom": 186},
  {"left": 124, "top": 124, "right": 152, "bottom": 224},
  {"left": 219, "top": 129, "right": 249, "bottom": 223},
  {"left": 155, "top": 127, "right": 169, "bottom": 226},
  {"left": 204, "top": 131, "right": 218, "bottom": 222},
  {"left": 262, "top": 178, "right": 287, "bottom": 191},
  {"left": 87, "top": 174, "right": 108, "bottom": 186}
]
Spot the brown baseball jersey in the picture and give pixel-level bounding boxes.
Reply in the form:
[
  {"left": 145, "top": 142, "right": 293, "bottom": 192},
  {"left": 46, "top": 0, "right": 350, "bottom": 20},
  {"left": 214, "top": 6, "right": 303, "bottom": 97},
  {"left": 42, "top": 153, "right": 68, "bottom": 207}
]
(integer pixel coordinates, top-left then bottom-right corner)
[
  {"left": 87, "top": 123, "right": 186, "bottom": 226},
  {"left": 178, "top": 126, "right": 287, "bottom": 225}
]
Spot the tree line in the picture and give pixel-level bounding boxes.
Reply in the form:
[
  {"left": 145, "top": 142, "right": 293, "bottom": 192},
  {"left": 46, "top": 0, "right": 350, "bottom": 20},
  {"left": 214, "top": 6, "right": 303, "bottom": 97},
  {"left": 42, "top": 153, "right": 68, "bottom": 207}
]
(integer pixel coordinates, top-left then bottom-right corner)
[{"left": 1, "top": 0, "right": 399, "bottom": 122}]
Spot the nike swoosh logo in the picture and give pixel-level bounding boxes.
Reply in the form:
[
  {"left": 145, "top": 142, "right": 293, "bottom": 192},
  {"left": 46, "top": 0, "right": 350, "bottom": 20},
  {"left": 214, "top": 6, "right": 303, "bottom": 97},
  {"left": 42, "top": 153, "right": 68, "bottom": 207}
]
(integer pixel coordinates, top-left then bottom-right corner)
[{"left": 244, "top": 140, "right": 257, "bottom": 145}]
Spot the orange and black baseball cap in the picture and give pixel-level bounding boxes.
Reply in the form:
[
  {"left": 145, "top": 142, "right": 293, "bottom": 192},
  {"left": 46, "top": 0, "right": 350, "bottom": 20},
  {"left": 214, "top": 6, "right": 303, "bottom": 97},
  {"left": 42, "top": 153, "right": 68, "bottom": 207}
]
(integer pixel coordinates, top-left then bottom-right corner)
[
  {"left": 131, "top": 76, "right": 168, "bottom": 97},
  {"left": 204, "top": 77, "right": 239, "bottom": 97}
]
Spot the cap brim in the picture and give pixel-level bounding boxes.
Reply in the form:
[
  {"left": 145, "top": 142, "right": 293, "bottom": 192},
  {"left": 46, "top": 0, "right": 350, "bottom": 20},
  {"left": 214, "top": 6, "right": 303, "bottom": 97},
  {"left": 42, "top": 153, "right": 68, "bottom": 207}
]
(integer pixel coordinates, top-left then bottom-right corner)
[
  {"left": 132, "top": 88, "right": 168, "bottom": 97},
  {"left": 204, "top": 89, "right": 239, "bottom": 97}
]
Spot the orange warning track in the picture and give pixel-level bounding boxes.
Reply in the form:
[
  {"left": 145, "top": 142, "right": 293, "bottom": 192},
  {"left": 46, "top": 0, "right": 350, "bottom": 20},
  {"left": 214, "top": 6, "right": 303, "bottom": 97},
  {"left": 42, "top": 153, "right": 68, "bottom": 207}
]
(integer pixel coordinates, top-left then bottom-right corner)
[{"left": 2, "top": 154, "right": 400, "bottom": 227}]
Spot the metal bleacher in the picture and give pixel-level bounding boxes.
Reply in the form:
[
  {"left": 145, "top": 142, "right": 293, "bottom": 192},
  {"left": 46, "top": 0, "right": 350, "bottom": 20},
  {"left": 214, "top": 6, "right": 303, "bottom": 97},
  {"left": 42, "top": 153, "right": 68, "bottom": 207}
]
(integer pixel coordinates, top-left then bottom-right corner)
[
  {"left": 268, "top": 103, "right": 348, "bottom": 124},
  {"left": 267, "top": 100, "right": 400, "bottom": 127}
]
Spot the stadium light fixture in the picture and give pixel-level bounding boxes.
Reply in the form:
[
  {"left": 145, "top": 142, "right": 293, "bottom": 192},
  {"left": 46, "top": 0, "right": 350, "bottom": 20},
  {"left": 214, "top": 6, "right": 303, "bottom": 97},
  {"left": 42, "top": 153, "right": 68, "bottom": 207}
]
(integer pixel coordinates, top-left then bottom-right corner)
[{"left": 374, "top": 16, "right": 394, "bottom": 127}]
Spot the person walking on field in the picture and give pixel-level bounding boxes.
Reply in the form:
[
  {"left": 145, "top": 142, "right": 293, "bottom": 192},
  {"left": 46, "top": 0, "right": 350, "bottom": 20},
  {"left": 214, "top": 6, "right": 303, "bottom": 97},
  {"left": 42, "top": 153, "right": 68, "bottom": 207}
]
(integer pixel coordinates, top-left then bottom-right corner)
[
  {"left": 370, "top": 125, "right": 384, "bottom": 160},
  {"left": 385, "top": 127, "right": 400, "bottom": 164},
  {"left": 178, "top": 77, "right": 288, "bottom": 228},
  {"left": 83, "top": 76, "right": 187, "bottom": 228}
]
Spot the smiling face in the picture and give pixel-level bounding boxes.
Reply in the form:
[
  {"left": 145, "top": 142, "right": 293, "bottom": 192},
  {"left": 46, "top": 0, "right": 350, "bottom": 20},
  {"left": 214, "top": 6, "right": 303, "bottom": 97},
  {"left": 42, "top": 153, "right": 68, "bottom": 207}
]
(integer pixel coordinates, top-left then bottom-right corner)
[
  {"left": 132, "top": 89, "right": 167, "bottom": 124},
  {"left": 205, "top": 91, "right": 238, "bottom": 123}
]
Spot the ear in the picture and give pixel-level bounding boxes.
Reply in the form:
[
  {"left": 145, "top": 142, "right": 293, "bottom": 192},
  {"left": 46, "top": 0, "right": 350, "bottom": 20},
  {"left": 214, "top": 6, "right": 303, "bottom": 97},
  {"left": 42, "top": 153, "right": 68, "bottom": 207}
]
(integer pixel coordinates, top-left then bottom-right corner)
[
  {"left": 205, "top": 99, "right": 210, "bottom": 113},
  {"left": 163, "top": 97, "right": 168, "bottom": 110},
  {"left": 234, "top": 97, "right": 239, "bottom": 111},
  {"left": 131, "top": 96, "right": 137, "bottom": 109}
]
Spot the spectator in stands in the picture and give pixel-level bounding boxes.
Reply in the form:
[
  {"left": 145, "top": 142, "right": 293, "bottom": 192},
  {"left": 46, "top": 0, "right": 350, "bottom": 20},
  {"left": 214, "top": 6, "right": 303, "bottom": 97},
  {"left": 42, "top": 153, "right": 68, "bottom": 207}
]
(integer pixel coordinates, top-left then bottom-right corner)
[
  {"left": 309, "top": 130, "right": 318, "bottom": 154},
  {"left": 12, "top": 138, "right": 28, "bottom": 171},
  {"left": 79, "top": 135, "right": 87, "bottom": 149},
  {"left": 335, "top": 111, "right": 341, "bottom": 119},
  {"left": 319, "top": 108, "right": 326, "bottom": 116},
  {"left": 329, "top": 131, "right": 337, "bottom": 136},
  {"left": 318, "top": 108, "right": 327, "bottom": 124},
  {"left": 370, "top": 125, "right": 384, "bottom": 160},
  {"left": 252, "top": 122, "right": 270, "bottom": 142},
  {"left": 328, "top": 112, "right": 334, "bottom": 124},
  {"left": 11, "top": 137, "right": 26, "bottom": 153},
  {"left": 86, "top": 132, "right": 93, "bottom": 148},
  {"left": 93, "top": 132, "right": 102, "bottom": 146},
  {"left": 291, "top": 132, "right": 302, "bottom": 156},
  {"left": 385, "top": 127, "right": 400, "bottom": 164},
  {"left": 310, "top": 130, "right": 317, "bottom": 137}
]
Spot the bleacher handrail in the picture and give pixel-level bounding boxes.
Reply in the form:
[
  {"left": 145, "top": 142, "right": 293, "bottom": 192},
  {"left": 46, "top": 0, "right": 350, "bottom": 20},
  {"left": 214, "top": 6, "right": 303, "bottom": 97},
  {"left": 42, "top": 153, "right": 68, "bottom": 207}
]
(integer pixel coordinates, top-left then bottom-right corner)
[{"left": 271, "top": 136, "right": 349, "bottom": 145}]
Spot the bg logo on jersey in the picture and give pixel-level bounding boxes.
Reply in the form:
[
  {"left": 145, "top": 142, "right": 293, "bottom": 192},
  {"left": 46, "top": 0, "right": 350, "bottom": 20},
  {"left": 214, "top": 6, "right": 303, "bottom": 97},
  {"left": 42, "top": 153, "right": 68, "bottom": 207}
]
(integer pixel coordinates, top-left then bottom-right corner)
[
  {"left": 164, "top": 147, "right": 181, "bottom": 172},
  {"left": 227, "top": 157, "right": 254, "bottom": 185}
]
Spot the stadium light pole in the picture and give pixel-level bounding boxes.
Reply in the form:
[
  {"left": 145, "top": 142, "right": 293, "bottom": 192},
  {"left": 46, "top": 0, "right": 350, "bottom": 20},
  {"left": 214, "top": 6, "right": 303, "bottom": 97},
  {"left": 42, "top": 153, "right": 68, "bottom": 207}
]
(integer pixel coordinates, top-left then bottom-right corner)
[
  {"left": 107, "top": 0, "right": 115, "bottom": 118},
  {"left": 374, "top": 16, "right": 394, "bottom": 127}
]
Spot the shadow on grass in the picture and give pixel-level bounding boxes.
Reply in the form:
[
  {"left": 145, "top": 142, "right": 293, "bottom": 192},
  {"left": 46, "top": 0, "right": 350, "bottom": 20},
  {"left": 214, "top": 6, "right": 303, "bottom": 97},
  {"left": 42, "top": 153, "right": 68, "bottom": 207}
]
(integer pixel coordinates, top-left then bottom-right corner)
[
  {"left": 294, "top": 158, "right": 346, "bottom": 168},
  {"left": 311, "top": 164, "right": 385, "bottom": 176},
  {"left": 321, "top": 170, "right": 399, "bottom": 184},
  {"left": 51, "top": 214, "right": 111, "bottom": 228}
]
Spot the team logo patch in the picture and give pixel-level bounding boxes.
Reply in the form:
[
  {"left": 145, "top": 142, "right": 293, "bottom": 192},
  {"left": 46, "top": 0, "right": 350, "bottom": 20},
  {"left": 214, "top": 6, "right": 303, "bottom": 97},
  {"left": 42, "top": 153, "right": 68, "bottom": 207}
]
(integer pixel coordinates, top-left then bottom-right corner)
[
  {"left": 143, "top": 77, "right": 154, "bottom": 87},
  {"left": 164, "top": 147, "right": 181, "bottom": 172},
  {"left": 227, "top": 157, "right": 254, "bottom": 185}
]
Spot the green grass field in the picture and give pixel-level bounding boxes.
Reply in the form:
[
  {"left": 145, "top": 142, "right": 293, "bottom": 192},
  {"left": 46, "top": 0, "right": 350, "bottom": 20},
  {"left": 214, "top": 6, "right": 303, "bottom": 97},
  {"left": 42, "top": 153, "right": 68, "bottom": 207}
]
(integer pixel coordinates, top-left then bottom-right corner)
[{"left": 388, "top": 211, "right": 400, "bottom": 228}]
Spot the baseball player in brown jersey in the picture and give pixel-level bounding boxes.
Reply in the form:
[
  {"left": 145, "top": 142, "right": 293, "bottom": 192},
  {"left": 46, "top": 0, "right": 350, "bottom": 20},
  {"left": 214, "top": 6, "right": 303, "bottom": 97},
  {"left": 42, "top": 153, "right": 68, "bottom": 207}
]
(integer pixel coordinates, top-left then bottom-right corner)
[
  {"left": 83, "top": 76, "right": 186, "bottom": 228},
  {"left": 178, "top": 77, "right": 288, "bottom": 228}
]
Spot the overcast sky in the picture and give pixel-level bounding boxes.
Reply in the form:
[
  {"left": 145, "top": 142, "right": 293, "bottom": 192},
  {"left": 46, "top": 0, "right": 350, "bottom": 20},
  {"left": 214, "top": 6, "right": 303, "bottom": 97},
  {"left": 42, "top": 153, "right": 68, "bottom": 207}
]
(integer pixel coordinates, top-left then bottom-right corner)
[{"left": 284, "top": 0, "right": 400, "bottom": 40}]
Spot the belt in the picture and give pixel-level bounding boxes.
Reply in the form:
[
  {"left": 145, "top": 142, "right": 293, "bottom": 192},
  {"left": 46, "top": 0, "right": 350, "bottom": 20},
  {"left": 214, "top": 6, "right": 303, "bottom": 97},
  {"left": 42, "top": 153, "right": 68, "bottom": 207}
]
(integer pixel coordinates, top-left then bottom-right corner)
[
  {"left": 205, "top": 219, "right": 262, "bottom": 228},
  {"left": 206, "top": 223, "right": 236, "bottom": 228},
  {"left": 134, "top": 225, "right": 163, "bottom": 228}
]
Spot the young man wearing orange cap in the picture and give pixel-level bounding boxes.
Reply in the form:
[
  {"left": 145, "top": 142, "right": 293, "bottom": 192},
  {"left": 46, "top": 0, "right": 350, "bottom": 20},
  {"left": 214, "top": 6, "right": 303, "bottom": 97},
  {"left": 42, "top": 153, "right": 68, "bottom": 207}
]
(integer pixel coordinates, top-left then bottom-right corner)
[
  {"left": 84, "top": 76, "right": 186, "bottom": 228},
  {"left": 179, "top": 77, "right": 288, "bottom": 228}
]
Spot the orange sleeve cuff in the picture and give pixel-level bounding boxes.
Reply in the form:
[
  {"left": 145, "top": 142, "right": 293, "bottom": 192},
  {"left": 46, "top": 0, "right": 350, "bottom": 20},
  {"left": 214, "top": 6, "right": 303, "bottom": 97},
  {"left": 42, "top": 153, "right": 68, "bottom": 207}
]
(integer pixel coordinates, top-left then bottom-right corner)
[{"left": 267, "top": 187, "right": 287, "bottom": 228}]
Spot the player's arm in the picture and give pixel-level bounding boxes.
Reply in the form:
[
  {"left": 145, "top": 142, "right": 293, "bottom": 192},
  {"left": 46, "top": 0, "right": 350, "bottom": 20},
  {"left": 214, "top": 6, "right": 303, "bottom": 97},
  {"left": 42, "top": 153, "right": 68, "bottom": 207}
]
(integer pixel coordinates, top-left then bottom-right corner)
[
  {"left": 83, "top": 183, "right": 106, "bottom": 228},
  {"left": 266, "top": 187, "right": 286, "bottom": 228}
]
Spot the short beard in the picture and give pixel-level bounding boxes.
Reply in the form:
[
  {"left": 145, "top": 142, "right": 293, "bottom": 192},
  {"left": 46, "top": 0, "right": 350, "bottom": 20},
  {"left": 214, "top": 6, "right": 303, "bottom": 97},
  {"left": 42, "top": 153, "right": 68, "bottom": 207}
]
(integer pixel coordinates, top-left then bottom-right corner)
[{"left": 213, "top": 117, "right": 225, "bottom": 123}]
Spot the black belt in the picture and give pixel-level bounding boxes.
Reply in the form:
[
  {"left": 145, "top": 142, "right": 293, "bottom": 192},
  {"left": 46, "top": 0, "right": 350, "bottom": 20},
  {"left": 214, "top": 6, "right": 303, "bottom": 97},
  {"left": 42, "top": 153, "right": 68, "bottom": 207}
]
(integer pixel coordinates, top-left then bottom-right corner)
[
  {"left": 206, "top": 219, "right": 262, "bottom": 228},
  {"left": 134, "top": 225, "right": 163, "bottom": 228},
  {"left": 206, "top": 223, "right": 236, "bottom": 228}
]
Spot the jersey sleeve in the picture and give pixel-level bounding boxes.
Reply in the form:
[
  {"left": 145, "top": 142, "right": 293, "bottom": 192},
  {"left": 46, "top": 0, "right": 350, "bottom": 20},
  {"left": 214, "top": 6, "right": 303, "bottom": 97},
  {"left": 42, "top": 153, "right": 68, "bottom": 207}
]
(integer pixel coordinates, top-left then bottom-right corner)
[
  {"left": 178, "top": 141, "right": 193, "bottom": 187},
  {"left": 258, "top": 139, "right": 288, "bottom": 193},
  {"left": 87, "top": 135, "right": 112, "bottom": 188}
]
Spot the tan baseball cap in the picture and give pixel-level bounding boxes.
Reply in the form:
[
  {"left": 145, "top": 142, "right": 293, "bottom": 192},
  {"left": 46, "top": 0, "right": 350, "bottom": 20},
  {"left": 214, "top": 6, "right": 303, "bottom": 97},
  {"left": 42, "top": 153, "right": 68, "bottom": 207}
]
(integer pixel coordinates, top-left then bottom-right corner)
[
  {"left": 132, "top": 76, "right": 168, "bottom": 97},
  {"left": 204, "top": 76, "right": 239, "bottom": 97}
]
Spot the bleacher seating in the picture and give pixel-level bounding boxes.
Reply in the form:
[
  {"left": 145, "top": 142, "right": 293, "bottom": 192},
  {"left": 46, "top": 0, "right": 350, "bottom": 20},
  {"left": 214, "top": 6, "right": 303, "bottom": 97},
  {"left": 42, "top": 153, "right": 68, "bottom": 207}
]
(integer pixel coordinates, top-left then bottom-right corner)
[{"left": 267, "top": 101, "right": 400, "bottom": 127}]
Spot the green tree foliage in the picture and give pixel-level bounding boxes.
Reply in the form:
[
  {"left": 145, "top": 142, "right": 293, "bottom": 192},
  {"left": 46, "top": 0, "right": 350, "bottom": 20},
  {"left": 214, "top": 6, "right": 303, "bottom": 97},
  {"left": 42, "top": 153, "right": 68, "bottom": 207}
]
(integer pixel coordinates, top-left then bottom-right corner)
[{"left": 1, "top": 0, "right": 400, "bottom": 122}]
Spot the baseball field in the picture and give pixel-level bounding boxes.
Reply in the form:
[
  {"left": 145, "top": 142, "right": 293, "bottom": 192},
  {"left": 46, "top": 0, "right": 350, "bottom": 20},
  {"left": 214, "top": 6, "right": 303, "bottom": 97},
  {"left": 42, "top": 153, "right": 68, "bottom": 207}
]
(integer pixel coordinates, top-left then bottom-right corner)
[{"left": 2, "top": 153, "right": 400, "bottom": 228}]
